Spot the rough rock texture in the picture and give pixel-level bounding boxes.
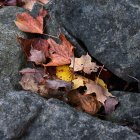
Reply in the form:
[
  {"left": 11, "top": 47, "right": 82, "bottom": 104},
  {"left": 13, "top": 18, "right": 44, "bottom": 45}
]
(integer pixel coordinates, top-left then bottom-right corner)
[
  {"left": 0, "top": 91, "right": 139, "bottom": 140},
  {"left": 46, "top": 0, "right": 140, "bottom": 82},
  {"left": 107, "top": 91, "right": 140, "bottom": 131},
  {"left": 0, "top": 7, "right": 26, "bottom": 94}
]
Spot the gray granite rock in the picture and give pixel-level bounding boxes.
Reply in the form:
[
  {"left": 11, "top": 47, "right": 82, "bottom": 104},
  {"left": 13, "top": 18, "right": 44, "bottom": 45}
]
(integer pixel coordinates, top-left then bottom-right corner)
[
  {"left": 0, "top": 6, "right": 27, "bottom": 94},
  {"left": 0, "top": 91, "right": 139, "bottom": 140},
  {"left": 106, "top": 91, "right": 140, "bottom": 131},
  {"left": 46, "top": 0, "right": 140, "bottom": 83}
]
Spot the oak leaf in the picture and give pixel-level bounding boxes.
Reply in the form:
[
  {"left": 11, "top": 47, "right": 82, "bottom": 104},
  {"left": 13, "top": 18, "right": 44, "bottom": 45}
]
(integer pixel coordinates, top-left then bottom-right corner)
[
  {"left": 44, "top": 34, "right": 74, "bottom": 66},
  {"left": 70, "top": 53, "right": 99, "bottom": 74},
  {"left": 15, "top": 8, "right": 47, "bottom": 34}
]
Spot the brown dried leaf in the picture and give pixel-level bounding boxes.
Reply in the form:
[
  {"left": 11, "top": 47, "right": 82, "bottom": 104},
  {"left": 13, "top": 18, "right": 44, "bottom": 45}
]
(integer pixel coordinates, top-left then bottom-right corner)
[
  {"left": 17, "top": 37, "right": 49, "bottom": 58},
  {"left": 104, "top": 97, "right": 119, "bottom": 114},
  {"left": 29, "top": 49, "right": 46, "bottom": 64},
  {"left": 44, "top": 34, "right": 74, "bottom": 66},
  {"left": 19, "top": 68, "right": 44, "bottom": 92},
  {"left": 70, "top": 53, "right": 99, "bottom": 74},
  {"left": 68, "top": 90, "right": 101, "bottom": 115},
  {"left": 46, "top": 79, "right": 72, "bottom": 91},
  {"left": 78, "top": 93, "right": 102, "bottom": 115},
  {"left": 15, "top": 8, "right": 47, "bottom": 34},
  {"left": 85, "top": 80, "right": 113, "bottom": 104}
]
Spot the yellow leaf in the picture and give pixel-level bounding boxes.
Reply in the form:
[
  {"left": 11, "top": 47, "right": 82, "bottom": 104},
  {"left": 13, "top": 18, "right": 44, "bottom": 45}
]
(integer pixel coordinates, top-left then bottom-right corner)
[
  {"left": 95, "top": 77, "right": 107, "bottom": 89},
  {"left": 72, "top": 75, "right": 88, "bottom": 89},
  {"left": 56, "top": 65, "right": 73, "bottom": 82}
]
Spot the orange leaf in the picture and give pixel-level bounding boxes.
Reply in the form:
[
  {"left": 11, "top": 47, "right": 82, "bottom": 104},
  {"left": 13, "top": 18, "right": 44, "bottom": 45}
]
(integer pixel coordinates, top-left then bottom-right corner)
[
  {"left": 68, "top": 90, "right": 101, "bottom": 115},
  {"left": 44, "top": 34, "right": 74, "bottom": 66},
  {"left": 15, "top": 8, "right": 47, "bottom": 34}
]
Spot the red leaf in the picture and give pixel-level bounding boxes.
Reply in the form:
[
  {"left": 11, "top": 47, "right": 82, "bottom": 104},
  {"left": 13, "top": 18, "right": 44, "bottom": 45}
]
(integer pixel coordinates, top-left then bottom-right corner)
[
  {"left": 17, "top": 37, "right": 49, "bottom": 58},
  {"left": 15, "top": 8, "right": 47, "bottom": 34},
  {"left": 44, "top": 34, "right": 74, "bottom": 66}
]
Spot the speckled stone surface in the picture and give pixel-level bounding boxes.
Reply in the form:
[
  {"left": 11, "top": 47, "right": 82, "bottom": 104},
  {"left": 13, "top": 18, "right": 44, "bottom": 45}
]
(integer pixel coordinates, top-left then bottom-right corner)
[
  {"left": 0, "top": 91, "right": 139, "bottom": 140},
  {"left": 0, "top": 6, "right": 26, "bottom": 94},
  {"left": 46, "top": 0, "right": 140, "bottom": 83},
  {"left": 107, "top": 91, "right": 140, "bottom": 130}
]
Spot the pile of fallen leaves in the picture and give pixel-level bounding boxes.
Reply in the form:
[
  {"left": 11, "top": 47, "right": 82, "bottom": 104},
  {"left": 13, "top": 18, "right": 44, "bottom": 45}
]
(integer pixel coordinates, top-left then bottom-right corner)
[{"left": 1, "top": 1, "right": 119, "bottom": 116}]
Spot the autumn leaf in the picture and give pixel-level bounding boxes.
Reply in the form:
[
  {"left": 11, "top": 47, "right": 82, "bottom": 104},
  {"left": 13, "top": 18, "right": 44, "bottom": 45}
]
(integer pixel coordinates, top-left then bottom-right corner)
[
  {"left": 72, "top": 75, "right": 88, "bottom": 89},
  {"left": 104, "top": 97, "right": 118, "bottom": 114},
  {"left": 19, "top": 68, "right": 45, "bottom": 92},
  {"left": 29, "top": 48, "right": 46, "bottom": 64},
  {"left": 70, "top": 53, "right": 99, "bottom": 74},
  {"left": 17, "top": 37, "right": 49, "bottom": 58},
  {"left": 78, "top": 93, "right": 102, "bottom": 115},
  {"left": 85, "top": 80, "right": 113, "bottom": 104},
  {"left": 15, "top": 8, "right": 47, "bottom": 34},
  {"left": 44, "top": 34, "right": 74, "bottom": 66},
  {"left": 95, "top": 77, "right": 108, "bottom": 89},
  {"left": 0, "top": 0, "right": 24, "bottom": 6},
  {"left": 68, "top": 90, "right": 101, "bottom": 115},
  {"left": 46, "top": 79, "right": 72, "bottom": 91},
  {"left": 56, "top": 65, "right": 73, "bottom": 82},
  {"left": 71, "top": 75, "right": 113, "bottom": 105}
]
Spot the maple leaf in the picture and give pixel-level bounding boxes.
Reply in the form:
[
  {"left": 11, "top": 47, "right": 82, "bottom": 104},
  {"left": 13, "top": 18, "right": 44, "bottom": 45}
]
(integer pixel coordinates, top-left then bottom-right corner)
[
  {"left": 15, "top": 8, "right": 47, "bottom": 34},
  {"left": 29, "top": 48, "right": 46, "bottom": 64},
  {"left": 44, "top": 34, "right": 74, "bottom": 66},
  {"left": 85, "top": 80, "right": 113, "bottom": 105},
  {"left": 72, "top": 75, "right": 113, "bottom": 105},
  {"left": 70, "top": 53, "right": 99, "bottom": 74},
  {"left": 17, "top": 37, "right": 49, "bottom": 58}
]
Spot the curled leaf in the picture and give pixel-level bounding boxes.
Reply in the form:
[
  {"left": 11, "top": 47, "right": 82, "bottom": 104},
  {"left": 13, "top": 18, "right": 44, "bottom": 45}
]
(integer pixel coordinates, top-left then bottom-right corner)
[{"left": 104, "top": 97, "right": 119, "bottom": 114}]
